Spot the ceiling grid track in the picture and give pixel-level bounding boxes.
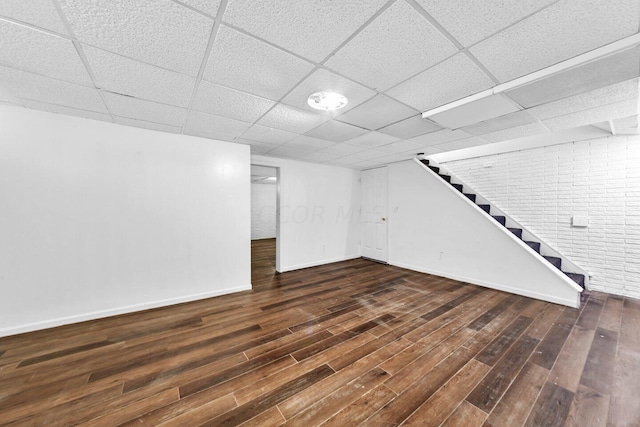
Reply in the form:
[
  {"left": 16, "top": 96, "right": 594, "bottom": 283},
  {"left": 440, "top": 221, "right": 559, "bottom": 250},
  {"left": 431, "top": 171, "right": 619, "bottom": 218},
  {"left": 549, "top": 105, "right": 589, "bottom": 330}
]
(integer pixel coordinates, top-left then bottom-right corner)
[
  {"left": 0, "top": 0, "right": 637, "bottom": 167},
  {"left": 181, "top": 0, "right": 230, "bottom": 134}
]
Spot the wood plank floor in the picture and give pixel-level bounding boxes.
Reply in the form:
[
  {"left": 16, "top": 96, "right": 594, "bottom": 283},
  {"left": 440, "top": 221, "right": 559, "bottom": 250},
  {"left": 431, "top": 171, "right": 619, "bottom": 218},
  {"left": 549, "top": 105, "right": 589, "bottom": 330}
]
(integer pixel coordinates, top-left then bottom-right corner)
[{"left": 1, "top": 238, "right": 639, "bottom": 426}]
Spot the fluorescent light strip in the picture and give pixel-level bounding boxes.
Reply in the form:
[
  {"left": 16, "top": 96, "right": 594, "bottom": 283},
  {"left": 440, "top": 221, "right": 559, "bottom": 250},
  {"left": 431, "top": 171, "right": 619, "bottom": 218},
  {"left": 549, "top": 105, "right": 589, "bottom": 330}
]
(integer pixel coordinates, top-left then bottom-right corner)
[{"left": 422, "top": 33, "right": 640, "bottom": 119}]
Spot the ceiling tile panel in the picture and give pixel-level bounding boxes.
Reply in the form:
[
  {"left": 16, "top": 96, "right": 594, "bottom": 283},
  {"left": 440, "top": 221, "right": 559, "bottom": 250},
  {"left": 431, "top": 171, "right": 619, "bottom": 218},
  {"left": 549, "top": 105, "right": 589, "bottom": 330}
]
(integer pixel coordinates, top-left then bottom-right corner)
[
  {"left": 0, "top": 92, "right": 19, "bottom": 103},
  {"left": 304, "top": 120, "right": 368, "bottom": 142},
  {"left": 282, "top": 135, "right": 335, "bottom": 151},
  {"left": 505, "top": 47, "right": 640, "bottom": 108},
  {"left": 469, "top": 0, "right": 640, "bottom": 82},
  {"left": 329, "top": 149, "right": 390, "bottom": 164},
  {"left": 179, "top": 0, "right": 221, "bottom": 16},
  {"left": 3, "top": 0, "right": 637, "bottom": 164},
  {"left": 184, "top": 110, "right": 252, "bottom": 141},
  {"left": 256, "top": 103, "right": 330, "bottom": 134},
  {"left": 103, "top": 92, "right": 187, "bottom": 127},
  {"left": 415, "top": 0, "right": 556, "bottom": 47},
  {"left": 0, "top": 66, "right": 107, "bottom": 112},
  {"left": 375, "top": 139, "right": 424, "bottom": 154},
  {"left": 543, "top": 99, "right": 639, "bottom": 131},
  {"left": 386, "top": 53, "right": 495, "bottom": 111},
  {"left": 409, "top": 129, "right": 472, "bottom": 146},
  {"left": 373, "top": 152, "right": 415, "bottom": 163},
  {"left": 325, "top": 0, "right": 458, "bottom": 90},
  {"left": 83, "top": 46, "right": 196, "bottom": 107},
  {"left": 235, "top": 139, "right": 280, "bottom": 155},
  {"left": 223, "top": 0, "right": 388, "bottom": 62},
  {"left": 377, "top": 115, "right": 442, "bottom": 139},
  {"left": 432, "top": 136, "right": 489, "bottom": 151},
  {"left": 114, "top": 116, "right": 181, "bottom": 133},
  {"left": 0, "top": 0, "right": 69, "bottom": 35},
  {"left": 310, "top": 143, "right": 365, "bottom": 159},
  {"left": 412, "top": 146, "right": 445, "bottom": 155},
  {"left": 428, "top": 94, "right": 520, "bottom": 129},
  {"left": 462, "top": 110, "right": 538, "bottom": 136},
  {"left": 530, "top": 79, "right": 639, "bottom": 120},
  {"left": 3, "top": 100, "right": 27, "bottom": 108},
  {"left": 23, "top": 100, "right": 112, "bottom": 123},
  {"left": 58, "top": 0, "right": 213, "bottom": 75},
  {"left": 240, "top": 125, "right": 298, "bottom": 145},
  {"left": 263, "top": 143, "right": 318, "bottom": 159},
  {"left": 299, "top": 149, "right": 345, "bottom": 163},
  {"left": 344, "top": 132, "right": 400, "bottom": 149},
  {"left": 281, "top": 68, "right": 376, "bottom": 115},
  {"left": 336, "top": 95, "right": 417, "bottom": 130},
  {"left": 353, "top": 160, "right": 385, "bottom": 169},
  {"left": 480, "top": 122, "right": 549, "bottom": 143},
  {"left": 0, "top": 20, "right": 92, "bottom": 86},
  {"left": 203, "top": 25, "right": 314, "bottom": 100},
  {"left": 192, "top": 81, "right": 275, "bottom": 123}
]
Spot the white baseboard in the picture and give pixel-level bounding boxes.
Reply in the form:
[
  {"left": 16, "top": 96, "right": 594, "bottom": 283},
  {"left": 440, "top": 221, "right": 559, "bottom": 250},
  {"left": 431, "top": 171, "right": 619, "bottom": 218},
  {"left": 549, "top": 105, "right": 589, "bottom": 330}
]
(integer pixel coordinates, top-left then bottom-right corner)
[
  {"left": 389, "top": 261, "right": 580, "bottom": 308},
  {"left": 0, "top": 284, "right": 252, "bottom": 338},
  {"left": 279, "top": 254, "right": 361, "bottom": 272}
]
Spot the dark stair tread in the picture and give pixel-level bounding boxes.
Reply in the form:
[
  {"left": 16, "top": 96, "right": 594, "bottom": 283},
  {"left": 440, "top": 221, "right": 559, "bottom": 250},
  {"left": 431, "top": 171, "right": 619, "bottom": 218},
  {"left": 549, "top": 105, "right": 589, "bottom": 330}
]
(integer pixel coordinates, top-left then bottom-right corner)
[
  {"left": 524, "top": 241, "right": 541, "bottom": 253},
  {"left": 564, "top": 272, "right": 585, "bottom": 288},
  {"left": 478, "top": 204, "right": 490, "bottom": 214},
  {"left": 543, "top": 255, "right": 562, "bottom": 269},
  {"left": 492, "top": 215, "right": 506, "bottom": 226},
  {"left": 464, "top": 193, "right": 476, "bottom": 202},
  {"left": 507, "top": 228, "right": 522, "bottom": 239},
  {"left": 439, "top": 174, "right": 451, "bottom": 182},
  {"left": 420, "top": 159, "right": 430, "bottom": 165},
  {"left": 428, "top": 166, "right": 440, "bottom": 173},
  {"left": 452, "top": 183, "right": 463, "bottom": 192}
]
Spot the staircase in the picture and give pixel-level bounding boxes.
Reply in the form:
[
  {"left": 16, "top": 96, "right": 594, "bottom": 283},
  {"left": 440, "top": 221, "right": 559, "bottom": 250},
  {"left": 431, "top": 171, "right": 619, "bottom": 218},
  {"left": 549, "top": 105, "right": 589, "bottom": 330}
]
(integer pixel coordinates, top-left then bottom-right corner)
[{"left": 418, "top": 158, "right": 586, "bottom": 289}]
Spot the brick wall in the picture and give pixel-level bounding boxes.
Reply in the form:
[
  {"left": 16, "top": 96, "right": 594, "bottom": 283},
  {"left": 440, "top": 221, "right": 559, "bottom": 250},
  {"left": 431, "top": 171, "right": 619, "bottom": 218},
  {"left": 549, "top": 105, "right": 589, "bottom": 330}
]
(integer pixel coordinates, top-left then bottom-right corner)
[
  {"left": 251, "top": 182, "right": 276, "bottom": 240},
  {"left": 441, "top": 135, "right": 640, "bottom": 298}
]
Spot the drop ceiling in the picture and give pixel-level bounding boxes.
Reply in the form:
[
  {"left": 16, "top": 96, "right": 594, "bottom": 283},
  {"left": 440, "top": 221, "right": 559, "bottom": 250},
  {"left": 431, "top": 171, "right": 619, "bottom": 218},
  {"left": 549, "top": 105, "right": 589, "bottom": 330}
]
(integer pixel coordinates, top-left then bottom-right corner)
[{"left": 1, "top": 0, "right": 639, "bottom": 170}]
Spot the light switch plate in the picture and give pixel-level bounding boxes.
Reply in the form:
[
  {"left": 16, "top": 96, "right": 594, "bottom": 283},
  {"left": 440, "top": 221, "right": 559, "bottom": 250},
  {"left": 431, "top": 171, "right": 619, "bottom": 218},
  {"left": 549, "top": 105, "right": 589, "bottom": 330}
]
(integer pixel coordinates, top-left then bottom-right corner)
[{"left": 572, "top": 215, "right": 589, "bottom": 227}]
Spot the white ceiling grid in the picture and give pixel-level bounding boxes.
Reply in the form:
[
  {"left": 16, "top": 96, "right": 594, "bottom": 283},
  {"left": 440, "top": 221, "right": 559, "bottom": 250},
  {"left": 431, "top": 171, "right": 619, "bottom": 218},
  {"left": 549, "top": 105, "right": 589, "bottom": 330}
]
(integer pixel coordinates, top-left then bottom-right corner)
[{"left": 1, "top": 0, "right": 638, "bottom": 169}]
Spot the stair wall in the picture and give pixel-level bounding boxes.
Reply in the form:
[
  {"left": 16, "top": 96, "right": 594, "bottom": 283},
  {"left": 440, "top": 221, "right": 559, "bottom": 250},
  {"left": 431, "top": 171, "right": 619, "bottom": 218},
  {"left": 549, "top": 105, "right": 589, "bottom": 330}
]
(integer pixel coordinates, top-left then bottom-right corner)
[
  {"left": 439, "top": 135, "right": 640, "bottom": 299},
  {"left": 387, "top": 160, "right": 582, "bottom": 308},
  {"left": 429, "top": 159, "right": 589, "bottom": 288}
]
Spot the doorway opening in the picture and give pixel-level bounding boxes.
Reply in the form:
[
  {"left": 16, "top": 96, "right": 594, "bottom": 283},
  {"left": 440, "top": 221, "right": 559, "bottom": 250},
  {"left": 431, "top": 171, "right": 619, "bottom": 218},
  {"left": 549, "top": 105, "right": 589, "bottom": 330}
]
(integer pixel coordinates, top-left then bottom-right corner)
[{"left": 250, "top": 165, "right": 279, "bottom": 287}]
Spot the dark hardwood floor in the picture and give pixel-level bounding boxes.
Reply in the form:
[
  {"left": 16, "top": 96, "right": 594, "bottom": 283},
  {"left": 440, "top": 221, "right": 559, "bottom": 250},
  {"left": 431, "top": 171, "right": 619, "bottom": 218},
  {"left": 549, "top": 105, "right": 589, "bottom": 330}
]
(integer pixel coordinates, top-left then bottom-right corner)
[{"left": 1, "top": 238, "right": 639, "bottom": 426}]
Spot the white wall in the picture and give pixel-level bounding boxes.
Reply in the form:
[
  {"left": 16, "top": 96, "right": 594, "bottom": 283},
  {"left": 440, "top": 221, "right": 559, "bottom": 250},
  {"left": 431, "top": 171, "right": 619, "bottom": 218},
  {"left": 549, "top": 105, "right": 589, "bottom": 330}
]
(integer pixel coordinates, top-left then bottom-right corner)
[
  {"left": 441, "top": 135, "right": 640, "bottom": 298},
  {"left": 0, "top": 106, "right": 251, "bottom": 337},
  {"left": 251, "top": 155, "right": 361, "bottom": 272},
  {"left": 251, "top": 182, "right": 277, "bottom": 240},
  {"left": 388, "top": 160, "right": 581, "bottom": 307}
]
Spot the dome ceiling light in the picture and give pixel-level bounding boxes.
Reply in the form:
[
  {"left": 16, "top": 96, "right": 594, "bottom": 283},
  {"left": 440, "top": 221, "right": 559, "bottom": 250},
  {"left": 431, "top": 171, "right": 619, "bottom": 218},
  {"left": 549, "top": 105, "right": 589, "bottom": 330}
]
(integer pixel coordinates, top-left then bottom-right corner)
[{"left": 307, "top": 91, "right": 348, "bottom": 111}]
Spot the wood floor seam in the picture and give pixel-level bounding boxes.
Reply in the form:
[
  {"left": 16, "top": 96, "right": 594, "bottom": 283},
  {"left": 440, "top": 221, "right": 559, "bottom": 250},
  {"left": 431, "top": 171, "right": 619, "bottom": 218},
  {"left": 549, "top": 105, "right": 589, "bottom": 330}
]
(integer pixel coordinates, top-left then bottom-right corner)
[{"left": 1, "top": 240, "right": 638, "bottom": 426}]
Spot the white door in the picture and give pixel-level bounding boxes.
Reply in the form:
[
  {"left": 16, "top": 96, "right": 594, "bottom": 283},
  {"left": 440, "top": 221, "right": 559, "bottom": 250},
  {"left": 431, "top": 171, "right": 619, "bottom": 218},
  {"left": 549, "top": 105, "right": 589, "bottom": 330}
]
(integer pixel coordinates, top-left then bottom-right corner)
[{"left": 361, "top": 167, "right": 388, "bottom": 262}]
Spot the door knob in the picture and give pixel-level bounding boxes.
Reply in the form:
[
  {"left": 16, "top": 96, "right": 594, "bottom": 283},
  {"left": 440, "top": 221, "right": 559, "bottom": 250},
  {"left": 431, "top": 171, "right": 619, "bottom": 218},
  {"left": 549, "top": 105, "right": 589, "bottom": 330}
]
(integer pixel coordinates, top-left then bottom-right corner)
[{"left": 382, "top": 217, "right": 386, "bottom": 221}]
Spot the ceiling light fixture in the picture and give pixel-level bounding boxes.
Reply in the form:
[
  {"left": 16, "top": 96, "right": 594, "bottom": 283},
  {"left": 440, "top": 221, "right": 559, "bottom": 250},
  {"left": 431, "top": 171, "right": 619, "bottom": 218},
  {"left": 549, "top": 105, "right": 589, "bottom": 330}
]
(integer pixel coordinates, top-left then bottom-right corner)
[{"left": 307, "top": 91, "right": 348, "bottom": 111}]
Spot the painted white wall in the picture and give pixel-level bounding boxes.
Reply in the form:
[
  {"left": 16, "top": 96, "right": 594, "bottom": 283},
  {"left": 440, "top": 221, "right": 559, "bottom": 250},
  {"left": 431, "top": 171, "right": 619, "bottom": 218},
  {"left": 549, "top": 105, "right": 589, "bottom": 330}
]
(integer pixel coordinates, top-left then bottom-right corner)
[
  {"left": 442, "top": 135, "right": 640, "bottom": 299},
  {"left": 0, "top": 106, "right": 251, "bottom": 337},
  {"left": 251, "top": 182, "right": 277, "bottom": 239},
  {"left": 251, "top": 155, "right": 361, "bottom": 272},
  {"left": 388, "top": 159, "right": 581, "bottom": 307}
]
